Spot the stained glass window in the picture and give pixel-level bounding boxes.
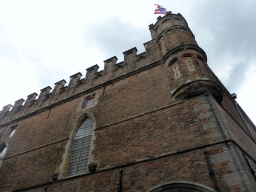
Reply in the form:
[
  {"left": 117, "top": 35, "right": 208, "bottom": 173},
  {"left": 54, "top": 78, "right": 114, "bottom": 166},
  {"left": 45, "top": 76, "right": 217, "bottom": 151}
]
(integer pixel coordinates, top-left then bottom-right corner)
[{"left": 67, "top": 118, "right": 93, "bottom": 176}]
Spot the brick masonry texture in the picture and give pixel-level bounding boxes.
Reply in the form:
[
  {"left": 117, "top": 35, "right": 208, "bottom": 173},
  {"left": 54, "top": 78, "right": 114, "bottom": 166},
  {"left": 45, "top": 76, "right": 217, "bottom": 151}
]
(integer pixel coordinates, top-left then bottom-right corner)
[
  {"left": 6, "top": 145, "right": 231, "bottom": 192},
  {"left": 0, "top": 12, "right": 256, "bottom": 192}
]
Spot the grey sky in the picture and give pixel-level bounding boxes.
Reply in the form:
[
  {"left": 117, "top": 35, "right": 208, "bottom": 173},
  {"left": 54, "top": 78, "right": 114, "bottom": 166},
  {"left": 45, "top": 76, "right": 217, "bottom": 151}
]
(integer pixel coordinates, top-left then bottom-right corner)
[{"left": 190, "top": 0, "right": 256, "bottom": 92}]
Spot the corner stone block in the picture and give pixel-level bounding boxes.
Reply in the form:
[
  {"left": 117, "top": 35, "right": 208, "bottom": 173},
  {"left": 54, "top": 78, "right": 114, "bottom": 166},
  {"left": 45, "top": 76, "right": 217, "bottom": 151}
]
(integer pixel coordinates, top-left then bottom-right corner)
[
  {"left": 103, "top": 56, "right": 117, "bottom": 82},
  {"left": 194, "top": 104, "right": 210, "bottom": 112},
  {"left": 123, "top": 47, "right": 137, "bottom": 73}
]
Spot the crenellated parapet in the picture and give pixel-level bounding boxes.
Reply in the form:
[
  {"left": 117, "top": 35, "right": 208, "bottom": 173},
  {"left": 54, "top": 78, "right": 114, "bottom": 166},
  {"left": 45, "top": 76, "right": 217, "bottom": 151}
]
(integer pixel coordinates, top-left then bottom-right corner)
[
  {"left": 0, "top": 104, "right": 12, "bottom": 120},
  {"left": 0, "top": 12, "right": 223, "bottom": 126},
  {"left": 0, "top": 43, "right": 155, "bottom": 125}
]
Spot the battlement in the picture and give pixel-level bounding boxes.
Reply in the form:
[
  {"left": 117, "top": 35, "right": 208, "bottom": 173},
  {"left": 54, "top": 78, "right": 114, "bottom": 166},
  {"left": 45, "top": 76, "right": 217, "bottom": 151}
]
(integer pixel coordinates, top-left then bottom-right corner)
[
  {"left": 0, "top": 12, "right": 201, "bottom": 126},
  {"left": 0, "top": 44, "right": 157, "bottom": 125}
]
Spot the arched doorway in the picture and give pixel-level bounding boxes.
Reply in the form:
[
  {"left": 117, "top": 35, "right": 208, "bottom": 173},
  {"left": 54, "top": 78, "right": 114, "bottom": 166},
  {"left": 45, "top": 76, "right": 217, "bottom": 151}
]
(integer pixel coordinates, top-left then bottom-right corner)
[{"left": 148, "top": 182, "right": 216, "bottom": 192}]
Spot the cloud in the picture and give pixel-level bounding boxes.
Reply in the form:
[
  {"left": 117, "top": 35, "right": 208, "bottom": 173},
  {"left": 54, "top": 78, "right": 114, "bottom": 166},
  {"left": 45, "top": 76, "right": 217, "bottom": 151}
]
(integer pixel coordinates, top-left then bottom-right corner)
[
  {"left": 83, "top": 16, "right": 151, "bottom": 62},
  {"left": 225, "top": 61, "right": 250, "bottom": 93},
  {"left": 191, "top": 0, "right": 256, "bottom": 93},
  {"left": 0, "top": 38, "right": 19, "bottom": 63}
]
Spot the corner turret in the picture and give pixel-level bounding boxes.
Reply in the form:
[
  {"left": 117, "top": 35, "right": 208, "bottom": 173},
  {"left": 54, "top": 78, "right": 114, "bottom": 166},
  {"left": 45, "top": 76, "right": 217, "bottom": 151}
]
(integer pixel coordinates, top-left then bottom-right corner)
[{"left": 150, "top": 12, "right": 223, "bottom": 103}]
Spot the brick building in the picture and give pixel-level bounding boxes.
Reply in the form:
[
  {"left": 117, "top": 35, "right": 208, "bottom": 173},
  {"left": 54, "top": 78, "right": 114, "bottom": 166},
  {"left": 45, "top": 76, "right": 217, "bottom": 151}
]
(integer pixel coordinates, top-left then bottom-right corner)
[{"left": 0, "top": 12, "right": 256, "bottom": 192}]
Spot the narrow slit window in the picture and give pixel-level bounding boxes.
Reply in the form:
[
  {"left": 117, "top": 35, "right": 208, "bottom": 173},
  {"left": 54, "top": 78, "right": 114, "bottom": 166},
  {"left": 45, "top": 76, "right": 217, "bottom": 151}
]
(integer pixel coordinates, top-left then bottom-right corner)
[
  {"left": 9, "top": 128, "right": 16, "bottom": 138},
  {"left": 0, "top": 143, "right": 7, "bottom": 165},
  {"left": 186, "top": 60, "right": 195, "bottom": 71},
  {"left": 67, "top": 118, "right": 93, "bottom": 176},
  {"left": 173, "top": 65, "right": 180, "bottom": 79},
  {"left": 84, "top": 98, "right": 94, "bottom": 109}
]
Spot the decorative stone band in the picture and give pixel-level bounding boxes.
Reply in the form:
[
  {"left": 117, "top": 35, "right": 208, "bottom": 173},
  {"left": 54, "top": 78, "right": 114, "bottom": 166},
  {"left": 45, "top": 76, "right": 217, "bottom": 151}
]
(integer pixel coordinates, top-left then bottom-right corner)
[{"left": 162, "top": 44, "right": 208, "bottom": 64}]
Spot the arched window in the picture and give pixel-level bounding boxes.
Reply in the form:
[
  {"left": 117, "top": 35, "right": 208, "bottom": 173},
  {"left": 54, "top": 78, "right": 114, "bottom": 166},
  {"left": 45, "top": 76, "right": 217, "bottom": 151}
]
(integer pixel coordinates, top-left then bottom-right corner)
[
  {"left": 67, "top": 118, "right": 94, "bottom": 176},
  {"left": 148, "top": 182, "right": 216, "bottom": 192},
  {"left": 0, "top": 143, "right": 7, "bottom": 165}
]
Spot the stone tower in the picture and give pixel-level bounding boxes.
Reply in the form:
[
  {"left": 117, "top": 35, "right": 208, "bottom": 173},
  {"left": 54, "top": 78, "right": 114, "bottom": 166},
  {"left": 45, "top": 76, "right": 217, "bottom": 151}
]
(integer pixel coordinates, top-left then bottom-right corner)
[
  {"left": 0, "top": 12, "right": 256, "bottom": 192},
  {"left": 149, "top": 13, "right": 223, "bottom": 103}
]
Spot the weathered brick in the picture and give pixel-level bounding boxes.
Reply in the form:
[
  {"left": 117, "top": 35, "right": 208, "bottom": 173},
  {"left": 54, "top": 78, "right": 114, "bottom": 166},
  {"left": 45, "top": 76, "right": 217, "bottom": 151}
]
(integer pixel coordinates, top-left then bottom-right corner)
[{"left": 0, "top": 12, "right": 255, "bottom": 192}]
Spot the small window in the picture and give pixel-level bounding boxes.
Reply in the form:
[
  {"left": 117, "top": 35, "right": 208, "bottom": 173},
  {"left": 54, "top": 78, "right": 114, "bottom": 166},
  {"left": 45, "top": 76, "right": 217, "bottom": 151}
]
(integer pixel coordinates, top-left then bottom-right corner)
[
  {"left": 0, "top": 147, "right": 7, "bottom": 159},
  {"left": 186, "top": 60, "right": 195, "bottom": 71},
  {"left": 0, "top": 143, "right": 7, "bottom": 165},
  {"left": 84, "top": 97, "right": 94, "bottom": 109},
  {"left": 173, "top": 65, "right": 181, "bottom": 79},
  {"left": 9, "top": 128, "right": 16, "bottom": 138}
]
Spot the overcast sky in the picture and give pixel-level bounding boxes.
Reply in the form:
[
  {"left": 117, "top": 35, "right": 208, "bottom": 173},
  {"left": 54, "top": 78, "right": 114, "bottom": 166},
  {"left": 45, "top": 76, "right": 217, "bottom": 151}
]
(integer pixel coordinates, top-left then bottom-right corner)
[{"left": 0, "top": 0, "right": 256, "bottom": 123}]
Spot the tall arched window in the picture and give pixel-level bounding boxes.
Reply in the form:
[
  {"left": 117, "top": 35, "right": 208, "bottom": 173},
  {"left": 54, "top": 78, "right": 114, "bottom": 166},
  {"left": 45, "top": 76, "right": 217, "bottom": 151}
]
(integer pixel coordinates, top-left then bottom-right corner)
[
  {"left": 67, "top": 118, "right": 94, "bottom": 176},
  {"left": 0, "top": 143, "right": 7, "bottom": 166}
]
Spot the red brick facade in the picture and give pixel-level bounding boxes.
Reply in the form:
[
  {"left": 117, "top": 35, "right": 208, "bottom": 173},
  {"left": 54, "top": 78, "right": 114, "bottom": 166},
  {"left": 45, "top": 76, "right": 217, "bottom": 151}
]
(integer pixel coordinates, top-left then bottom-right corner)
[{"left": 0, "top": 12, "right": 256, "bottom": 192}]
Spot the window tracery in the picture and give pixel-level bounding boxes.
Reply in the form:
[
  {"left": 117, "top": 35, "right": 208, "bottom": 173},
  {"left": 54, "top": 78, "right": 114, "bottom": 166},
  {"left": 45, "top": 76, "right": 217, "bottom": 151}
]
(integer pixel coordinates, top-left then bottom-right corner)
[{"left": 67, "top": 118, "right": 93, "bottom": 176}]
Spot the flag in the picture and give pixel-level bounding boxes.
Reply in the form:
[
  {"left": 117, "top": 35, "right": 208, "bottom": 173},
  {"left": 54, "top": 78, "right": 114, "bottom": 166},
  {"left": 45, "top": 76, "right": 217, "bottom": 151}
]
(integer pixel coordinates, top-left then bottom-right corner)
[{"left": 154, "top": 4, "right": 167, "bottom": 15}]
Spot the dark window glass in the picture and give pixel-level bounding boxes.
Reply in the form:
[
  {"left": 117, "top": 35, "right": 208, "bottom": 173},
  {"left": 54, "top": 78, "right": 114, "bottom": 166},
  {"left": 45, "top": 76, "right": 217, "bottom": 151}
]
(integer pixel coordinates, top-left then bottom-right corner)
[{"left": 0, "top": 147, "right": 7, "bottom": 159}]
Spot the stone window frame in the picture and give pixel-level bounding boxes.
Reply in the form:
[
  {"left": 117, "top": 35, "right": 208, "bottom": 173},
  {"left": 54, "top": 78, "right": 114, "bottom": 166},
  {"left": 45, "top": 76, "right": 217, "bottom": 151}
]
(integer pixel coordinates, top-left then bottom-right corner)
[
  {"left": 82, "top": 95, "right": 95, "bottom": 109},
  {"left": 8, "top": 125, "right": 18, "bottom": 138},
  {"left": 173, "top": 65, "right": 181, "bottom": 79},
  {"left": 186, "top": 60, "right": 195, "bottom": 71},
  {"left": 59, "top": 112, "right": 96, "bottom": 179},
  {"left": 67, "top": 118, "right": 93, "bottom": 176}
]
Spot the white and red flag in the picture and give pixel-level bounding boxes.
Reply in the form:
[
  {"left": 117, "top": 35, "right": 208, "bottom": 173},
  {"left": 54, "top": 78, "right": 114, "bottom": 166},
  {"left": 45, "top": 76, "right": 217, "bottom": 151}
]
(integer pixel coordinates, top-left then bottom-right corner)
[{"left": 154, "top": 4, "right": 167, "bottom": 15}]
